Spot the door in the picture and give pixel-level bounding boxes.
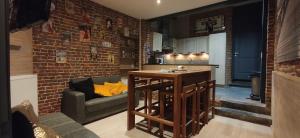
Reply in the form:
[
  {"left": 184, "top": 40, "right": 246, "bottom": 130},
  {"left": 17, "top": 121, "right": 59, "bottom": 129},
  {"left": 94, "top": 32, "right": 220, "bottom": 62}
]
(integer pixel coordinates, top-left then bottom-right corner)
[
  {"left": 232, "top": 3, "right": 262, "bottom": 81},
  {"left": 209, "top": 32, "right": 226, "bottom": 85}
]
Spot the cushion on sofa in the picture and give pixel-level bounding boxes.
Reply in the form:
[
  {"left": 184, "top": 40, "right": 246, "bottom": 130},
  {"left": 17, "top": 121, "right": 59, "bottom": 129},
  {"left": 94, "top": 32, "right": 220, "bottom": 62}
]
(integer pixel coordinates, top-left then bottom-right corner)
[
  {"left": 39, "top": 112, "right": 98, "bottom": 138},
  {"left": 109, "top": 75, "right": 121, "bottom": 83},
  {"left": 93, "top": 77, "right": 110, "bottom": 85},
  {"left": 85, "top": 93, "right": 127, "bottom": 113},
  {"left": 69, "top": 78, "right": 97, "bottom": 101},
  {"left": 12, "top": 111, "right": 35, "bottom": 138}
]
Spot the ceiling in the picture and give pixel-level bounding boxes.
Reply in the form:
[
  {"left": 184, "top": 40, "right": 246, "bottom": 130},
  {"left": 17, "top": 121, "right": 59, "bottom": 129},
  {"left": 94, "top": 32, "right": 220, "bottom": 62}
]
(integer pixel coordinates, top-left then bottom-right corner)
[{"left": 91, "top": 0, "right": 226, "bottom": 19}]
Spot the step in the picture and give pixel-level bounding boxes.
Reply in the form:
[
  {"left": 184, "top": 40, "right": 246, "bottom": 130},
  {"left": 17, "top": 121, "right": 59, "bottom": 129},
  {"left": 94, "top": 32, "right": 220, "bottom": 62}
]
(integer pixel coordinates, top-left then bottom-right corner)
[
  {"left": 215, "top": 107, "right": 272, "bottom": 126},
  {"left": 219, "top": 100, "right": 271, "bottom": 115}
]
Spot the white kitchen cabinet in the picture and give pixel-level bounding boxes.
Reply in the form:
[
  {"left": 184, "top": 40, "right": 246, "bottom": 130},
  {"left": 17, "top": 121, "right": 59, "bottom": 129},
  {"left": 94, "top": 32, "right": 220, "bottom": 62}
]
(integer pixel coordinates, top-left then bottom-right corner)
[{"left": 175, "top": 36, "right": 209, "bottom": 54}]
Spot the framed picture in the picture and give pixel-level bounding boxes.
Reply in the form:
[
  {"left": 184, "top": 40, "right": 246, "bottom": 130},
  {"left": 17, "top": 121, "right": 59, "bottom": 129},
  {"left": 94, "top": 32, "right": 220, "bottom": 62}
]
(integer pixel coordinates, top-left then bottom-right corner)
[
  {"left": 106, "top": 18, "right": 113, "bottom": 30},
  {"left": 79, "top": 25, "right": 91, "bottom": 42},
  {"left": 90, "top": 45, "right": 98, "bottom": 59},
  {"left": 62, "top": 32, "right": 71, "bottom": 46},
  {"left": 42, "top": 18, "right": 55, "bottom": 33},
  {"left": 108, "top": 53, "right": 115, "bottom": 64},
  {"left": 81, "top": 8, "right": 91, "bottom": 24},
  {"left": 117, "top": 17, "right": 123, "bottom": 28},
  {"left": 65, "top": 0, "right": 75, "bottom": 15},
  {"left": 102, "top": 41, "right": 112, "bottom": 48},
  {"left": 194, "top": 15, "right": 225, "bottom": 34},
  {"left": 56, "top": 50, "right": 67, "bottom": 63},
  {"left": 124, "top": 27, "right": 130, "bottom": 37}
]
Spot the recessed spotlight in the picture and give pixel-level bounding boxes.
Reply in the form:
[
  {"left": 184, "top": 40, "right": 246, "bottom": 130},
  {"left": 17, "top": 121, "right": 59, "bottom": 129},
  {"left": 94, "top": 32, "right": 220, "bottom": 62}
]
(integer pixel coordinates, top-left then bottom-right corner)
[{"left": 157, "top": 0, "right": 161, "bottom": 5}]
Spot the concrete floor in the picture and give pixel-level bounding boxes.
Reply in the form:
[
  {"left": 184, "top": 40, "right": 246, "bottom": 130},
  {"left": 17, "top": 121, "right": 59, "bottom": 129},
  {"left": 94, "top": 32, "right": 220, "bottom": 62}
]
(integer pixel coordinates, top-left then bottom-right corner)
[{"left": 216, "top": 86, "right": 264, "bottom": 106}]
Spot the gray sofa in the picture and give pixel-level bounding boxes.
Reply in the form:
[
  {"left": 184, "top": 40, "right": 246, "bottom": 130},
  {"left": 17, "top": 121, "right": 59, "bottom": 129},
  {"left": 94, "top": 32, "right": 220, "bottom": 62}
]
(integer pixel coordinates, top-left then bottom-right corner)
[
  {"left": 39, "top": 112, "right": 99, "bottom": 138},
  {"left": 61, "top": 75, "right": 139, "bottom": 124}
]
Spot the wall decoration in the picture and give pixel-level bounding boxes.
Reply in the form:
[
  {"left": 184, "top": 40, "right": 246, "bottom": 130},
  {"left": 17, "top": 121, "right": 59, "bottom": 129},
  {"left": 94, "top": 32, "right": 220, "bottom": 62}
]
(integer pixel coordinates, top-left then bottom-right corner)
[
  {"left": 102, "top": 41, "right": 112, "bottom": 48},
  {"left": 106, "top": 18, "right": 113, "bottom": 30},
  {"left": 194, "top": 15, "right": 225, "bottom": 34},
  {"left": 90, "top": 45, "right": 98, "bottom": 59},
  {"left": 108, "top": 53, "right": 115, "bottom": 64},
  {"left": 42, "top": 18, "right": 55, "bottom": 33},
  {"left": 117, "top": 17, "right": 123, "bottom": 28},
  {"left": 81, "top": 8, "right": 91, "bottom": 24},
  {"left": 93, "top": 17, "right": 101, "bottom": 30},
  {"left": 65, "top": 0, "right": 76, "bottom": 15},
  {"left": 50, "top": 1, "right": 56, "bottom": 13},
  {"left": 124, "top": 27, "right": 130, "bottom": 37},
  {"left": 56, "top": 50, "right": 67, "bottom": 63},
  {"left": 79, "top": 25, "right": 91, "bottom": 42},
  {"left": 62, "top": 32, "right": 71, "bottom": 46}
]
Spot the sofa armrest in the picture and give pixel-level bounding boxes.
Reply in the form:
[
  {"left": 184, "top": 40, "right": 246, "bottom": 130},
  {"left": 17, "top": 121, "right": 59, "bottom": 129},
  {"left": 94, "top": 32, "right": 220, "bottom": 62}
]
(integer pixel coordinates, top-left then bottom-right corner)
[{"left": 61, "top": 89, "right": 85, "bottom": 124}]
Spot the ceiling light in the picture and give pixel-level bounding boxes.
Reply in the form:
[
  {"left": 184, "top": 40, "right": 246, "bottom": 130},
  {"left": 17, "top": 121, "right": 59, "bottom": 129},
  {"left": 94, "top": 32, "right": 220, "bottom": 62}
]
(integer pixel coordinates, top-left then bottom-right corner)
[{"left": 157, "top": 0, "right": 161, "bottom": 5}]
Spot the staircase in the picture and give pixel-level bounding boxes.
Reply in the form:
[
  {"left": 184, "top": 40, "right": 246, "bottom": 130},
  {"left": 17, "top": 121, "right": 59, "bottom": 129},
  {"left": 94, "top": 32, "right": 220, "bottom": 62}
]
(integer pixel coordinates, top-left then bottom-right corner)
[{"left": 215, "top": 100, "right": 272, "bottom": 126}]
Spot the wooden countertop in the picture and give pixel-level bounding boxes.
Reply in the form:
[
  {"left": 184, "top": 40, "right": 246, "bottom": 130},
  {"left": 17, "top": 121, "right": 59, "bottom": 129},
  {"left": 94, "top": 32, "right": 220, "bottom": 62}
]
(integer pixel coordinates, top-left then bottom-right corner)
[{"left": 143, "top": 64, "right": 219, "bottom": 66}]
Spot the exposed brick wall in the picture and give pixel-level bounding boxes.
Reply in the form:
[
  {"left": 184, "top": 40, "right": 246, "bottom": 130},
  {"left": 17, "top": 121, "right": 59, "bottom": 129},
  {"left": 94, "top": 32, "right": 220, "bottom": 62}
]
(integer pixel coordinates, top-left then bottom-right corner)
[
  {"left": 141, "top": 21, "right": 153, "bottom": 65},
  {"left": 32, "top": 0, "right": 139, "bottom": 115},
  {"left": 224, "top": 9, "right": 233, "bottom": 86},
  {"left": 265, "top": 0, "right": 276, "bottom": 109},
  {"left": 277, "top": 60, "right": 300, "bottom": 77}
]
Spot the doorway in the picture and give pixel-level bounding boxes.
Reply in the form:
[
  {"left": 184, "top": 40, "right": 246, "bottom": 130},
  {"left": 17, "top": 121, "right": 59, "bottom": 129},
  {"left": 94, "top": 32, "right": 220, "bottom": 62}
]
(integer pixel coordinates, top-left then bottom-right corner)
[{"left": 232, "top": 2, "right": 263, "bottom": 82}]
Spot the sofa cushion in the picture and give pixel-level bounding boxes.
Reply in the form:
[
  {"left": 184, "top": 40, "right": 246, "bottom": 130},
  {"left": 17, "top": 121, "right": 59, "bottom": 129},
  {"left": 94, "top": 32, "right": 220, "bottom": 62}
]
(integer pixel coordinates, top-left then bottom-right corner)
[
  {"left": 12, "top": 111, "right": 35, "bottom": 138},
  {"left": 69, "top": 78, "right": 96, "bottom": 101},
  {"left": 109, "top": 75, "right": 121, "bottom": 83},
  {"left": 39, "top": 112, "right": 98, "bottom": 138},
  {"left": 93, "top": 77, "right": 110, "bottom": 85},
  {"left": 85, "top": 93, "right": 127, "bottom": 113}
]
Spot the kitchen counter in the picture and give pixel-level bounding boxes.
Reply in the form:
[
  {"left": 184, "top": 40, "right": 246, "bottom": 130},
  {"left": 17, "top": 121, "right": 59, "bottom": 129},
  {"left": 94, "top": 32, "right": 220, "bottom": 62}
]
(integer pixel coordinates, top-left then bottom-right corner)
[
  {"left": 143, "top": 64, "right": 219, "bottom": 67},
  {"left": 143, "top": 64, "right": 217, "bottom": 83}
]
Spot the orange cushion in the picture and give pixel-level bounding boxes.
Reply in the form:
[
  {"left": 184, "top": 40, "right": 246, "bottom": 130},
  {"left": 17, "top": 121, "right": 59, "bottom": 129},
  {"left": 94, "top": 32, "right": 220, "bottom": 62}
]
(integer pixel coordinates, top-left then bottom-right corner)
[{"left": 94, "top": 84, "right": 112, "bottom": 97}]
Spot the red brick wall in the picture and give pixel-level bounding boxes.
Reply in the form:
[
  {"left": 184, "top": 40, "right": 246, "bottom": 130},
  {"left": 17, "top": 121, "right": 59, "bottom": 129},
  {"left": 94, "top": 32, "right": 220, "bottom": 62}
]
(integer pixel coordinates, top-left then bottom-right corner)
[
  {"left": 265, "top": 0, "right": 276, "bottom": 109},
  {"left": 33, "top": 0, "right": 139, "bottom": 115}
]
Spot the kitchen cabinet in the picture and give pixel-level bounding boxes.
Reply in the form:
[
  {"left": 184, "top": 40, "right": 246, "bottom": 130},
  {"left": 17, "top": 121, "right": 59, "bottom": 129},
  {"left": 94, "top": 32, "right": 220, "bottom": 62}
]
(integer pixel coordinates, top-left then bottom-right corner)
[{"left": 175, "top": 36, "right": 208, "bottom": 53}]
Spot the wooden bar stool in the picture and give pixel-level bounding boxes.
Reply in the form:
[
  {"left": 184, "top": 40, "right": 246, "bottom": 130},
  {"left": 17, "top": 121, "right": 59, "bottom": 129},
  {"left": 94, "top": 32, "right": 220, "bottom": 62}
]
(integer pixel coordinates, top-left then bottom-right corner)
[
  {"left": 159, "top": 83, "right": 198, "bottom": 138},
  {"left": 181, "top": 84, "right": 197, "bottom": 138},
  {"left": 195, "top": 81, "right": 208, "bottom": 133},
  {"left": 207, "top": 80, "right": 216, "bottom": 120}
]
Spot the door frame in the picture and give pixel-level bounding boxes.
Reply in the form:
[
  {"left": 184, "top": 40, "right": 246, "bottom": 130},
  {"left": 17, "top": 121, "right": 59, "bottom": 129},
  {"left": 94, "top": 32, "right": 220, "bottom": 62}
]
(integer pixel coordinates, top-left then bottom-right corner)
[{"left": 0, "top": 0, "right": 12, "bottom": 137}]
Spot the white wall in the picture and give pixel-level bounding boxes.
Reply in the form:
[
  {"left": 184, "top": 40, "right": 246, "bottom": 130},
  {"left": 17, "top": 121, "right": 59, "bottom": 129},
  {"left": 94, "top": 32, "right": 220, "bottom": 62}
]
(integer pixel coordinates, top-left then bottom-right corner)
[{"left": 10, "top": 75, "right": 38, "bottom": 114}]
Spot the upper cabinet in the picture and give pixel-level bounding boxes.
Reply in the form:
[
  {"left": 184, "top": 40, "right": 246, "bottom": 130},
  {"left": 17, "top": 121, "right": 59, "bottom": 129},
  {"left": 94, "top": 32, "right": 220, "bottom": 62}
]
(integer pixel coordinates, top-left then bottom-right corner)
[{"left": 175, "top": 36, "right": 209, "bottom": 53}]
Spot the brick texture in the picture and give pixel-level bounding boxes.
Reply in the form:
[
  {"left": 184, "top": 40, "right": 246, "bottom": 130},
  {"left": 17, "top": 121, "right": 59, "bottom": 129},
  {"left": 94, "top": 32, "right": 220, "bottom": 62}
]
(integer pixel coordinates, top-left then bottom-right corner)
[
  {"left": 33, "top": 0, "right": 139, "bottom": 115},
  {"left": 265, "top": 0, "right": 276, "bottom": 109}
]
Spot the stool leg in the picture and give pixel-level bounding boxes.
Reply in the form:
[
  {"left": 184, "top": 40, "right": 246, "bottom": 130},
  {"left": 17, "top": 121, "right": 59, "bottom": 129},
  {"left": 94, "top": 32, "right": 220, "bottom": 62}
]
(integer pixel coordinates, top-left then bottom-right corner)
[
  {"left": 212, "top": 83, "right": 216, "bottom": 119},
  {"left": 205, "top": 89, "right": 209, "bottom": 124},
  {"left": 144, "top": 90, "right": 148, "bottom": 114},
  {"left": 147, "top": 90, "right": 152, "bottom": 131},
  {"left": 192, "top": 93, "right": 197, "bottom": 135},
  {"left": 159, "top": 93, "right": 165, "bottom": 137},
  {"left": 196, "top": 91, "right": 200, "bottom": 133},
  {"left": 181, "top": 95, "right": 186, "bottom": 138}
]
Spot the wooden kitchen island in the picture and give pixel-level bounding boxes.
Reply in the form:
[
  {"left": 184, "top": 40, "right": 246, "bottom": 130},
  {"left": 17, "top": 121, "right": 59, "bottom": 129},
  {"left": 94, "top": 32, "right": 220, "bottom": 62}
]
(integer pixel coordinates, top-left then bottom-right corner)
[{"left": 127, "top": 70, "right": 211, "bottom": 138}]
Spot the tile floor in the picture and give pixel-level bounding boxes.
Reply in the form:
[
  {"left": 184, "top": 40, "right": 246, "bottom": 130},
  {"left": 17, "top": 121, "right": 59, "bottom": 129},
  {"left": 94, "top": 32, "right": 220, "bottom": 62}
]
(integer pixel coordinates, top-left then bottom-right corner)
[{"left": 216, "top": 86, "right": 264, "bottom": 106}]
